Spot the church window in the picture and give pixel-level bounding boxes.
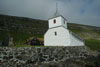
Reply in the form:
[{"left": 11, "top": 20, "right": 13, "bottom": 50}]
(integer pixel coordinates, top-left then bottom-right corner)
[
  {"left": 55, "top": 32, "right": 57, "bottom": 36},
  {"left": 53, "top": 19, "right": 56, "bottom": 24},
  {"left": 64, "top": 21, "right": 65, "bottom": 24}
]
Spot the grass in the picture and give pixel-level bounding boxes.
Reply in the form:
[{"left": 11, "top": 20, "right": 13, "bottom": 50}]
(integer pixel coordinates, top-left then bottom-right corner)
[
  {"left": 1, "top": 30, "right": 100, "bottom": 50},
  {"left": 85, "top": 39, "right": 100, "bottom": 50},
  {"left": 0, "top": 30, "right": 8, "bottom": 40},
  {"left": 0, "top": 15, "right": 100, "bottom": 50},
  {"left": 15, "top": 44, "right": 45, "bottom": 47},
  {"left": 15, "top": 44, "right": 32, "bottom": 47},
  {"left": 0, "top": 30, "right": 43, "bottom": 45}
]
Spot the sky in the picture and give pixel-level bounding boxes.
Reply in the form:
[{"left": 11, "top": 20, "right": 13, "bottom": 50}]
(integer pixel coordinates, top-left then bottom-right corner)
[{"left": 0, "top": 0, "right": 100, "bottom": 27}]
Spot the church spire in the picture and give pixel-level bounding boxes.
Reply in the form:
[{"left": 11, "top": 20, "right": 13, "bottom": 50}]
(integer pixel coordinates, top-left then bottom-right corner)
[
  {"left": 53, "top": 2, "right": 60, "bottom": 17},
  {"left": 55, "top": 3, "right": 58, "bottom": 16}
]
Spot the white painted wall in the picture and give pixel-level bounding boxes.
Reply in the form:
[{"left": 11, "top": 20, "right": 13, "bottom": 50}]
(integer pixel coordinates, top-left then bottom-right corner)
[
  {"left": 61, "top": 18, "right": 67, "bottom": 28},
  {"left": 49, "top": 16, "right": 67, "bottom": 28},
  {"left": 44, "top": 16, "right": 84, "bottom": 46},
  {"left": 44, "top": 26, "right": 84, "bottom": 46},
  {"left": 44, "top": 27, "right": 70, "bottom": 46},
  {"left": 69, "top": 31, "right": 84, "bottom": 46}
]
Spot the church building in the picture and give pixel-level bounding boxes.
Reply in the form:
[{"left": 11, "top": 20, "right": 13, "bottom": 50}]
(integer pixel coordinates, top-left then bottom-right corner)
[{"left": 44, "top": 7, "right": 84, "bottom": 46}]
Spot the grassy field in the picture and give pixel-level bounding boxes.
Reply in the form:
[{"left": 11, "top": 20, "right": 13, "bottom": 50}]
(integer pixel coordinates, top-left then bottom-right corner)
[
  {"left": 85, "top": 39, "right": 100, "bottom": 50},
  {"left": 0, "top": 14, "right": 100, "bottom": 50},
  {"left": 0, "top": 29, "right": 100, "bottom": 50}
]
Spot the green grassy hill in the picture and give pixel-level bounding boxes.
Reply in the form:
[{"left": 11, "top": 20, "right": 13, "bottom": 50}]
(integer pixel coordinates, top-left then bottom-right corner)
[
  {"left": 0, "top": 14, "right": 100, "bottom": 50},
  {"left": 68, "top": 23, "right": 100, "bottom": 50}
]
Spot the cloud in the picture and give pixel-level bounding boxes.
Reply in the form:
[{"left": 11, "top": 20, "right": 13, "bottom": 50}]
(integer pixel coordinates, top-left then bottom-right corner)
[{"left": 0, "top": 0, "right": 100, "bottom": 27}]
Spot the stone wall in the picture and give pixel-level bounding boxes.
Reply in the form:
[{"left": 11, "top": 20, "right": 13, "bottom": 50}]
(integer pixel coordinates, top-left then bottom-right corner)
[{"left": 0, "top": 46, "right": 89, "bottom": 67}]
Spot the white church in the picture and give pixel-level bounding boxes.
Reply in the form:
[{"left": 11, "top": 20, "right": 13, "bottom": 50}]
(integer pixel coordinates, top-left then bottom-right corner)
[{"left": 44, "top": 7, "right": 84, "bottom": 46}]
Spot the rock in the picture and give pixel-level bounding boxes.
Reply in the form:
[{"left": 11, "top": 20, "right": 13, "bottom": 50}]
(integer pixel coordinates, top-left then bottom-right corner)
[
  {"left": 0, "top": 46, "right": 90, "bottom": 67},
  {"left": 8, "top": 37, "right": 14, "bottom": 47}
]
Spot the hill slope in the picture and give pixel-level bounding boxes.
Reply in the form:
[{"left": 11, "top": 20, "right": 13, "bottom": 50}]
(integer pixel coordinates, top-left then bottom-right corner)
[{"left": 0, "top": 14, "right": 100, "bottom": 50}]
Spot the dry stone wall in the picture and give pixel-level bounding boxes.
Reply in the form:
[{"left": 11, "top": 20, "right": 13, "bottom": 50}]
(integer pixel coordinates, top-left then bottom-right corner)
[{"left": 0, "top": 46, "right": 89, "bottom": 67}]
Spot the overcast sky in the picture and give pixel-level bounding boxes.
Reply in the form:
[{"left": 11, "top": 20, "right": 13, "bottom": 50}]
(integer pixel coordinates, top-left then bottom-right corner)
[{"left": 0, "top": 0, "right": 100, "bottom": 27}]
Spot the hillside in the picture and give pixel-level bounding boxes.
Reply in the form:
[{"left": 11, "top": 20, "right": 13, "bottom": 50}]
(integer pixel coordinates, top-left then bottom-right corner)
[{"left": 0, "top": 14, "right": 100, "bottom": 50}]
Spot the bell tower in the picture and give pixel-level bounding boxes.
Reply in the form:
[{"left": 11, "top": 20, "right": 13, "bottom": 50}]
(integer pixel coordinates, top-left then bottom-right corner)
[
  {"left": 48, "top": 3, "right": 67, "bottom": 29},
  {"left": 48, "top": 16, "right": 67, "bottom": 28}
]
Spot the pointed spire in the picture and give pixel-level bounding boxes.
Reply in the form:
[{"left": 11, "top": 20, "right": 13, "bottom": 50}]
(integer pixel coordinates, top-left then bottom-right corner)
[
  {"left": 55, "top": 3, "right": 58, "bottom": 15},
  {"left": 53, "top": 2, "right": 61, "bottom": 17}
]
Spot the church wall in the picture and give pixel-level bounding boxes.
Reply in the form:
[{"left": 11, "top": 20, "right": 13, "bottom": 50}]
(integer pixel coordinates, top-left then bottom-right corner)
[
  {"left": 61, "top": 18, "right": 67, "bottom": 28},
  {"left": 49, "top": 16, "right": 67, "bottom": 29},
  {"left": 69, "top": 32, "right": 84, "bottom": 46},
  {"left": 44, "top": 27, "right": 70, "bottom": 46},
  {"left": 49, "top": 17, "right": 62, "bottom": 28}
]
